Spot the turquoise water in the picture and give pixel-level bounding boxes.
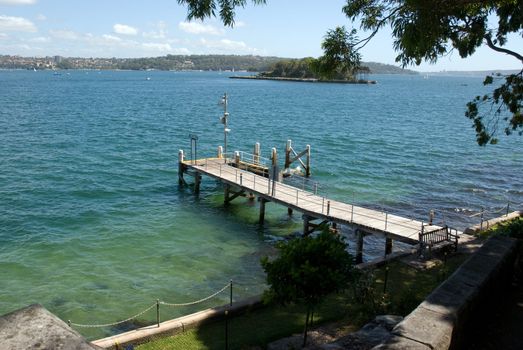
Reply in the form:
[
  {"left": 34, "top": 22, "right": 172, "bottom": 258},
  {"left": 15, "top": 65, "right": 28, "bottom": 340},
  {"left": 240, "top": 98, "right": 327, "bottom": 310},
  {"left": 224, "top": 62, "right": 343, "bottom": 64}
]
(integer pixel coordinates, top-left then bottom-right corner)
[{"left": 1, "top": 70, "right": 521, "bottom": 339}]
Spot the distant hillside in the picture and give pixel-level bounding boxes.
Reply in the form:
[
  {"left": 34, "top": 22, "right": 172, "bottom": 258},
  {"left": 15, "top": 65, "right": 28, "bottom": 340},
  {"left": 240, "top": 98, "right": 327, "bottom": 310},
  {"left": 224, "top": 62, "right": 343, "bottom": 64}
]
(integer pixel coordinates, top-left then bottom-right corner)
[
  {"left": 363, "top": 62, "right": 418, "bottom": 74},
  {"left": 1, "top": 54, "right": 418, "bottom": 74},
  {"left": 425, "top": 69, "right": 520, "bottom": 77}
]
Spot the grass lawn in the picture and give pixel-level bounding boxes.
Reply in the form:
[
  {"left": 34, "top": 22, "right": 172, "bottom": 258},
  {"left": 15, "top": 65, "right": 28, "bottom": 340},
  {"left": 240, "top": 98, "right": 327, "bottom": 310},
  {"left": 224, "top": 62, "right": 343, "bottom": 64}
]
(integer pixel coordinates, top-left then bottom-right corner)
[{"left": 136, "top": 251, "right": 470, "bottom": 350}]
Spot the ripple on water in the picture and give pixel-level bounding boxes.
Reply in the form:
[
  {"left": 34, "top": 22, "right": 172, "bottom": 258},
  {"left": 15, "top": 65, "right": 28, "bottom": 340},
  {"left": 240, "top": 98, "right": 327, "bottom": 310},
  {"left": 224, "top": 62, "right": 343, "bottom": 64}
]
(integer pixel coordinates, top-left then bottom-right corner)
[{"left": 0, "top": 71, "right": 521, "bottom": 339}]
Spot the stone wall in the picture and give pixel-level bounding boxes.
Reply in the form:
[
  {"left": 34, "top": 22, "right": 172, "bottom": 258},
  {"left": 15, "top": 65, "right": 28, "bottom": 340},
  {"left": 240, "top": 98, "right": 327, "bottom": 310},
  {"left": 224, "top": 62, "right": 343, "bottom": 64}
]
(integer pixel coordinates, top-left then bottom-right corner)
[{"left": 372, "top": 235, "right": 520, "bottom": 350}]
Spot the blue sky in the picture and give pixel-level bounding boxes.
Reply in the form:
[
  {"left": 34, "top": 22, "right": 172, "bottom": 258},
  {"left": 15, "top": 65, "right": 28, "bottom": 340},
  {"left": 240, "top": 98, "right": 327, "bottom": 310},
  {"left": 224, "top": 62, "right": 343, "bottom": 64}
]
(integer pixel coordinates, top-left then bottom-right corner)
[{"left": 0, "top": 0, "right": 521, "bottom": 72}]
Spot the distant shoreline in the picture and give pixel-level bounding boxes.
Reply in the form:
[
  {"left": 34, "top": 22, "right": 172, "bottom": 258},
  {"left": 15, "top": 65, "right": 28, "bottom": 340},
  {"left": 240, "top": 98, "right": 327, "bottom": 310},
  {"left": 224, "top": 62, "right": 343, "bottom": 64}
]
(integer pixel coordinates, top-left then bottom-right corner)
[{"left": 230, "top": 75, "right": 377, "bottom": 84}]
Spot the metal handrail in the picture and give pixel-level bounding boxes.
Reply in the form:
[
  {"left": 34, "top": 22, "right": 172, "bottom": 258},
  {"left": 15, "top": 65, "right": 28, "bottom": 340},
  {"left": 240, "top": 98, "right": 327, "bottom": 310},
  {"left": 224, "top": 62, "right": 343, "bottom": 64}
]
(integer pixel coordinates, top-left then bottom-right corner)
[{"left": 197, "top": 158, "right": 428, "bottom": 235}]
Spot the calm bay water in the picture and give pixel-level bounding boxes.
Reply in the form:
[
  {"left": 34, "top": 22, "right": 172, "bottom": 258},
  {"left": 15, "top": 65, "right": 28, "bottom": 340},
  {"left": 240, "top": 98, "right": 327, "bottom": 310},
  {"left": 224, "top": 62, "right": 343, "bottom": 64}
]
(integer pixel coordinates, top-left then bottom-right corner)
[{"left": 0, "top": 70, "right": 521, "bottom": 338}]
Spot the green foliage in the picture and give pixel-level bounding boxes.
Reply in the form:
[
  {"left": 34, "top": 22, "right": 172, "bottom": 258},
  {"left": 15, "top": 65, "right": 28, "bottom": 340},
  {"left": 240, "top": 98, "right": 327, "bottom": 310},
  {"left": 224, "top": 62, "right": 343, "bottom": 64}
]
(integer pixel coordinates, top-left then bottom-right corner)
[
  {"left": 262, "top": 57, "right": 319, "bottom": 79},
  {"left": 466, "top": 70, "right": 523, "bottom": 145},
  {"left": 317, "top": 26, "right": 362, "bottom": 80},
  {"left": 177, "top": 0, "right": 266, "bottom": 27},
  {"left": 351, "top": 269, "right": 390, "bottom": 315},
  {"left": 262, "top": 27, "right": 363, "bottom": 81},
  {"left": 137, "top": 254, "right": 470, "bottom": 349},
  {"left": 261, "top": 232, "right": 354, "bottom": 308},
  {"left": 261, "top": 231, "right": 354, "bottom": 345},
  {"left": 342, "top": 0, "right": 522, "bottom": 145},
  {"left": 485, "top": 217, "right": 523, "bottom": 239}
]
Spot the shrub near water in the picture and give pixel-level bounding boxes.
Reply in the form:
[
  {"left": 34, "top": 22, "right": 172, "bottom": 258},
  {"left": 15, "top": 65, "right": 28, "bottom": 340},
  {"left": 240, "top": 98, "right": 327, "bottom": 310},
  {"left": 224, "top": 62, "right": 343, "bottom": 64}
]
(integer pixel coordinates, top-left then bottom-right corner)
[
  {"left": 261, "top": 231, "right": 355, "bottom": 347},
  {"left": 485, "top": 217, "right": 523, "bottom": 239}
]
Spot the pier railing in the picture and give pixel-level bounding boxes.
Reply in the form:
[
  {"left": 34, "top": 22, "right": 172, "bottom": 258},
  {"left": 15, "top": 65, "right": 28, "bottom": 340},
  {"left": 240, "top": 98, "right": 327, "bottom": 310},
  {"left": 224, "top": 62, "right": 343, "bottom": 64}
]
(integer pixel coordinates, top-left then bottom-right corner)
[{"left": 196, "top": 157, "right": 431, "bottom": 240}]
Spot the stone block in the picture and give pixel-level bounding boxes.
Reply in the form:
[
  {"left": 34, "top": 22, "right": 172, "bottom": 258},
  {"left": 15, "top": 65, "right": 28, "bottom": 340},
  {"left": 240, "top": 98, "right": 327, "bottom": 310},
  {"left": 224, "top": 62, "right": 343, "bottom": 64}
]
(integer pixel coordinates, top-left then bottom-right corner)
[
  {"left": 392, "top": 305, "right": 453, "bottom": 350},
  {"left": 371, "top": 335, "right": 431, "bottom": 350},
  {"left": 0, "top": 304, "right": 100, "bottom": 350}
]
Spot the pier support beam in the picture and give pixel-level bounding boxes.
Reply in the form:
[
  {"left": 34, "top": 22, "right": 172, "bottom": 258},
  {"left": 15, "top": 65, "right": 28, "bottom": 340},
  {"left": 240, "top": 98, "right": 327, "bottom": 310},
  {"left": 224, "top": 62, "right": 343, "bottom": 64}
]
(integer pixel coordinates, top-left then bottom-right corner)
[
  {"left": 194, "top": 172, "right": 201, "bottom": 194},
  {"left": 385, "top": 237, "right": 393, "bottom": 256},
  {"left": 303, "top": 215, "right": 311, "bottom": 236},
  {"left": 356, "top": 229, "right": 364, "bottom": 264},
  {"left": 224, "top": 184, "right": 245, "bottom": 205},
  {"left": 259, "top": 198, "right": 267, "bottom": 224},
  {"left": 224, "top": 184, "right": 230, "bottom": 205},
  {"left": 287, "top": 207, "right": 293, "bottom": 216}
]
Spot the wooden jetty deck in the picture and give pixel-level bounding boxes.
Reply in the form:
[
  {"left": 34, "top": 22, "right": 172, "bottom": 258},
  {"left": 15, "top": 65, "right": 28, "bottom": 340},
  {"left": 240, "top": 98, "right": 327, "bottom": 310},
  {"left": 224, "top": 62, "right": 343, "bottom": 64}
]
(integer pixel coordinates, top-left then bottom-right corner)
[{"left": 179, "top": 153, "right": 458, "bottom": 262}]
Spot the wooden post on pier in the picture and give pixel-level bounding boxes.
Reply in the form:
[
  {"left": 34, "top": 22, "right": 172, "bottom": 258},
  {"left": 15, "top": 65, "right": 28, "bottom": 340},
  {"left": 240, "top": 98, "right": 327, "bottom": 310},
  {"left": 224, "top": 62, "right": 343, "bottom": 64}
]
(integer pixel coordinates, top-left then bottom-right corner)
[
  {"left": 178, "top": 150, "right": 185, "bottom": 185},
  {"left": 218, "top": 146, "right": 223, "bottom": 159},
  {"left": 284, "top": 139, "right": 311, "bottom": 177},
  {"left": 356, "top": 229, "right": 364, "bottom": 264},
  {"left": 305, "top": 145, "right": 311, "bottom": 177},
  {"left": 259, "top": 198, "right": 267, "bottom": 224},
  {"left": 235, "top": 151, "right": 240, "bottom": 169},
  {"left": 254, "top": 142, "right": 260, "bottom": 164},
  {"left": 285, "top": 140, "right": 291, "bottom": 170},
  {"left": 385, "top": 237, "right": 393, "bottom": 256}
]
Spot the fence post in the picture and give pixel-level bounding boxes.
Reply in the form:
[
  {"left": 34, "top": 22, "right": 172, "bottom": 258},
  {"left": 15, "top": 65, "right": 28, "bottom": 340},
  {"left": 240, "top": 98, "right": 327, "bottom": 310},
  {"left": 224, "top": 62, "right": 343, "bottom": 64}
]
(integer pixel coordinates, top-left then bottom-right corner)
[
  {"left": 68, "top": 320, "right": 71, "bottom": 327},
  {"left": 225, "top": 310, "right": 229, "bottom": 350},
  {"left": 327, "top": 201, "right": 331, "bottom": 216},
  {"left": 351, "top": 204, "right": 354, "bottom": 223},
  {"left": 296, "top": 189, "right": 299, "bottom": 205},
  {"left": 385, "top": 213, "right": 388, "bottom": 231},
  {"left": 322, "top": 197, "right": 325, "bottom": 214},
  {"left": 156, "top": 299, "right": 160, "bottom": 328},
  {"left": 230, "top": 280, "right": 233, "bottom": 306},
  {"left": 240, "top": 173, "right": 243, "bottom": 186}
]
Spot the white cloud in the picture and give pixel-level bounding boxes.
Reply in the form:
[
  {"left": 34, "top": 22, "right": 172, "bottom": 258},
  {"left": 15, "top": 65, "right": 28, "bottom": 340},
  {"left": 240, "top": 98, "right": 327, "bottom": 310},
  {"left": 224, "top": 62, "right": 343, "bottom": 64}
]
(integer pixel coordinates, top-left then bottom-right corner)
[
  {"left": 36, "top": 14, "right": 46, "bottom": 21},
  {"left": 0, "top": 15, "right": 37, "bottom": 32},
  {"left": 0, "top": 0, "right": 37, "bottom": 5},
  {"left": 234, "top": 21, "right": 246, "bottom": 28},
  {"left": 102, "top": 34, "right": 121, "bottom": 42},
  {"left": 142, "top": 42, "right": 172, "bottom": 52},
  {"left": 113, "top": 23, "right": 138, "bottom": 36},
  {"left": 0, "top": 33, "right": 7, "bottom": 39},
  {"left": 178, "top": 21, "right": 224, "bottom": 36},
  {"left": 28, "top": 36, "right": 49, "bottom": 43},
  {"left": 198, "top": 38, "right": 259, "bottom": 54},
  {"left": 49, "top": 29, "right": 78, "bottom": 40},
  {"left": 143, "top": 20, "right": 168, "bottom": 39}
]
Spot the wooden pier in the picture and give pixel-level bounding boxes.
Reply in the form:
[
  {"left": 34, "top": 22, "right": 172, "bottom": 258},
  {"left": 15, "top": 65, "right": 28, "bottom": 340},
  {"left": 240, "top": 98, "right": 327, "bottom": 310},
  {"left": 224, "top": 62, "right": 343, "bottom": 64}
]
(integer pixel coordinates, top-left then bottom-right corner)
[{"left": 178, "top": 147, "right": 458, "bottom": 263}]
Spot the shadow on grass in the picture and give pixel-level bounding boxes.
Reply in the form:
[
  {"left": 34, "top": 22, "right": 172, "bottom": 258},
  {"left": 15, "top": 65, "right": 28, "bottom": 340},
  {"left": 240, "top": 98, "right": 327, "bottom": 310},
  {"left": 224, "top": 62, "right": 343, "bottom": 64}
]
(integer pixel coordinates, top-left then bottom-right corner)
[{"left": 136, "top": 252, "right": 471, "bottom": 350}]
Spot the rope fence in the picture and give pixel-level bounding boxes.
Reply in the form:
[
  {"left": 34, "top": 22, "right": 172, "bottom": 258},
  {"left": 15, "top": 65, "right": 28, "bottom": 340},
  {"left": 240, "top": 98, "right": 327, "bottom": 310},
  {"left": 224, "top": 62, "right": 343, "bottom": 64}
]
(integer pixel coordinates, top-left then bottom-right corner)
[{"left": 68, "top": 281, "right": 233, "bottom": 329}]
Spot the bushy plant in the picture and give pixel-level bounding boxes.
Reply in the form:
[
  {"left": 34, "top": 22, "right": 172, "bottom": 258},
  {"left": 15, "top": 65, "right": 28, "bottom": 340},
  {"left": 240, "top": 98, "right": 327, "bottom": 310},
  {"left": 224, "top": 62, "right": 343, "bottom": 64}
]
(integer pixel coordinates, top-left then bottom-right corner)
[{"left": 261, "top": 231, "right": 354, "bottom": 347}]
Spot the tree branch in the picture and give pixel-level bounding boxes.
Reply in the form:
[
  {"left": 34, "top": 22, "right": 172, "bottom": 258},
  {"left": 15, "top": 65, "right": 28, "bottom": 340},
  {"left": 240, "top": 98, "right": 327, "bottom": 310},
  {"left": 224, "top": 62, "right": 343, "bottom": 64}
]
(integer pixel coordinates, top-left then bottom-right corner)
[
  {"left": 484, "top": 35, "right": 523, "bottom": 63},
  {"left": 353, "top": 6, "right": 404, "bottom": 51}
]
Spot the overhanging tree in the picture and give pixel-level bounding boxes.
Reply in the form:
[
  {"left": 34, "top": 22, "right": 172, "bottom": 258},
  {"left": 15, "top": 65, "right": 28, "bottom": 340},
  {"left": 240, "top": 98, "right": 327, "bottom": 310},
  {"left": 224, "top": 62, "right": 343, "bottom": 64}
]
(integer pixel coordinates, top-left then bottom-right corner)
[
  {"left": 261, "top": 232, "right": 354, "bottom": 347},
  {"left": 342, "top": 0, "right": 522, "bottom": 146}
]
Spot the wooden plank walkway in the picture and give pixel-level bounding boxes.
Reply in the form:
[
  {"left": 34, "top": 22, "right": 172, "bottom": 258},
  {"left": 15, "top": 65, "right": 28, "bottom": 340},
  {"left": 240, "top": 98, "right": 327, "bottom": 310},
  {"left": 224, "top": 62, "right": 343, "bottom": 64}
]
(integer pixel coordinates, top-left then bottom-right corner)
[{"left": 183, "top": 158, "right": 444, "bottom": 245}]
